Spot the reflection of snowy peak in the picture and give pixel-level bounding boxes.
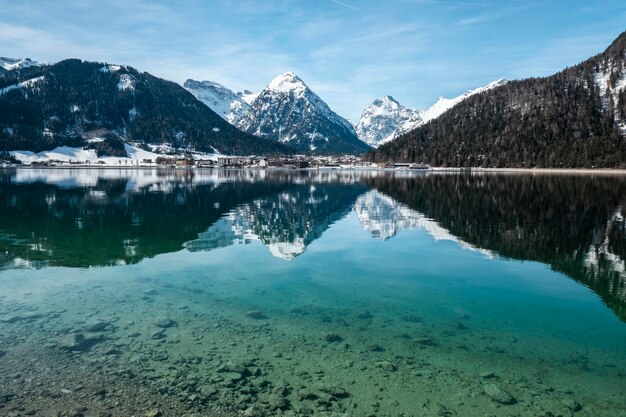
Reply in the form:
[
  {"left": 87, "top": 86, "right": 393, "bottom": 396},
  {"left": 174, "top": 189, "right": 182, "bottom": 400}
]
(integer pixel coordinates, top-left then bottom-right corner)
[
  {"left": 354, "top": 189, "right": 423, "bottom": 240},
  {"left": 584, "top": 207, "right": 626, "bottom": 275},
  {"left": 355, "top": 96, "right": 423, "bottom": 148},
  {"left": 187, "top": 184, "right": 360, "bottom": 260},
  {"left": 355, "top": 190, "right": 493, "bottom": 257},
  {"left": 184, "top": 79, "right": 252, "bottom": 125}
]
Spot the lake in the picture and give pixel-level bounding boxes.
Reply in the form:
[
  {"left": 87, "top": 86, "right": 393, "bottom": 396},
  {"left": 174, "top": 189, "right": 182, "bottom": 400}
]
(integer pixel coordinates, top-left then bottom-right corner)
[{"left": 0, "top": 168, "right": 624, "bottom": 417}]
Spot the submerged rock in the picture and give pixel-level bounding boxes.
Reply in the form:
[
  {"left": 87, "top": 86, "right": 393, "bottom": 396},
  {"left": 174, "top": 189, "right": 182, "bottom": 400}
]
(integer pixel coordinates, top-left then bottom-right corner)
[
  {"left": 323, "top": 333, "right": 343, "bottom": 343},
  {"left": 376, "top": 361, "right": 397, "bottom": 372},
  {"left": 483, "top": 383, "right": 515, "bottom": 404},
  {"left": 246, "top": 310, "right": 267, "bottom": 320},
  {"left": 357, "top": 310, "right": 373, "bottom": 319},
  {"left": 218, "top": 362, "right": 250, "bottom": 376},
  {"left": 154, "top": 318, "right": 176, "bottom": 328},
  {"left": 0, "top": 392, "right": 14, "bottom": 404},
  {"left": 414, "top": 337, "right": 437, "bottom": 346},
  {"left": 85, "top": 319, "right": 111, "bottom": 332},
  {"left": 562, "top": 399, "right": 582, "bottom": 412},
  {"left": 316, "top": 383, "right": 350, "bottom": 398},
  {"left": 58, "top": 333, "right": 93, "bottom": 352}
]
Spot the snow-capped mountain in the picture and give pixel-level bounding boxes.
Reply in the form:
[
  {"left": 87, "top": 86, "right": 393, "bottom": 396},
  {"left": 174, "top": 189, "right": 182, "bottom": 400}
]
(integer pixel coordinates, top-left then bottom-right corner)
[
  {"left": 183, "top": 79, "right": 254, "bottom": 125},
  {"left": 0, "top": 57, "right": 45, "bottom": 72},
  {"left": 355, "top": 96, "right": 423, "bottom": 147},
  {"left": 357, "top": 79, "right": 507, "bottom": 148},
  {"left": 239, "top": 72, "right": 370, "bottom": 154}
]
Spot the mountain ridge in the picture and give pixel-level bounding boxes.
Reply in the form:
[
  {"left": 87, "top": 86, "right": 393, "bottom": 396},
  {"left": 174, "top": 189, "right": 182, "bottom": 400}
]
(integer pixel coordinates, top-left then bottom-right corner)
[
  {"left": 0, "top": 59, "right": 292, "bottom": 155},
  {"left": 356, "top": 79, "right": 508, "bottom": 148},
  {"left": 367, "top": 31, "right": 626, "bottom": 167}
]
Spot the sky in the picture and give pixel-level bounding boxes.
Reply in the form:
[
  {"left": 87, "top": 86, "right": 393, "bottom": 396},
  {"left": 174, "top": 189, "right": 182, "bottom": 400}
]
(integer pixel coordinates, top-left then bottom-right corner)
[{"left": 1, "top": 0, "right": 625, "bottom": 122}]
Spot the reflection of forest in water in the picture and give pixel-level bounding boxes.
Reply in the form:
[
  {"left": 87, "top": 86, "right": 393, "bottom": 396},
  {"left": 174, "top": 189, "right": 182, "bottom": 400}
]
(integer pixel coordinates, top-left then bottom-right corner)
[
  {"left": 0, "top": 168, "right": 625, "bottom": 320},
  {"left": 365, "top": 173, "right": 626, "bottom": 321}
]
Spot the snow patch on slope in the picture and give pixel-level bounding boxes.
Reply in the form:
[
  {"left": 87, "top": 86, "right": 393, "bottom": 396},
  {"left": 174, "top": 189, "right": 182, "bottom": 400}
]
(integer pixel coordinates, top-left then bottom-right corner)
[
  {"left": 0, "top": 76, "right": 45, "bottom": 96},
  {"left": 355, "top": 189, "right": 494, "bottom": 257},
  {"left": 184, "top": 79, "right": 252, "bottom": 125},
  {"left": 594, "top": 62, "right": 626, "bottom": 134},
  {"left": 420, "top": 79, "right": 508, "bottom": 124},
  {"left": 118, "top": 73, "right": 135, "bottom": 91}
]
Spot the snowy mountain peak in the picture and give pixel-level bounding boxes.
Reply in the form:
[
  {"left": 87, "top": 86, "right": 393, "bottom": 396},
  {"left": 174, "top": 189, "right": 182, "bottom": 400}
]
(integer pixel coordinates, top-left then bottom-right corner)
[
  {"left": 239, "top": 72, "right": 369, "bottom": 153},
  {"left": 372, "top": 96, "right": 401, "bottom": 107},
  {"left": 0, "top": 57, "right": 46, "bottom": 71},
  {"left": 267, "top": 71, "right": 307, "bottom": 94},
  {"left": 356, "top": 96, "right": 423, "bottom": 148}
]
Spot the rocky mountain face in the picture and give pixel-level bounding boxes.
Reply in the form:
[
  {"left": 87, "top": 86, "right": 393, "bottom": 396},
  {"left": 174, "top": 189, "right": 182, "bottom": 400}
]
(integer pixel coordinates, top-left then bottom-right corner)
[
  {"left": 238, "top": 72, "right": 370, "bottom": 154},
  {"left": 0, "top": 59, "right": 291, "bottom": 155},
  {"left": 367, "top": 31, "right": 626, "bottom": 167},
  {"left": 356, "top": 80, "right": 508, "bottom": 148},
  {"left": 183, "top": 79, "right": 254, "bottom": 125},
  {"left": 187, "top": 72, "right": 370, "bottom": 155},
  {"left": 355, "top": 96, "right": 423, "bottom": 148}
]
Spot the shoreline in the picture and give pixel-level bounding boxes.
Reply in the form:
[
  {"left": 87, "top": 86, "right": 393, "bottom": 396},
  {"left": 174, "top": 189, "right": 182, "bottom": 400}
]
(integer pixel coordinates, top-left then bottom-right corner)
[{"left": 2, "top": 165, "right": 626, "bottom": 174}]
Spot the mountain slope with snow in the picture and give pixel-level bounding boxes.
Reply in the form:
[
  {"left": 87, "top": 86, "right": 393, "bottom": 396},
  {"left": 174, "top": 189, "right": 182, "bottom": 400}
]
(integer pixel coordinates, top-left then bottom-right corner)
[
  {"left": 0, "top": 57, "right": 46, "bottom": 72},
  {"left": 0, "top": 59, "right": 291, "bottom": 155},
  {"left": 367, "top": 30, "right": 626, "bottom": 167},
  {"left": 419, "top": 79, "right": 508, "bottom": 124},
  {"left": 355, "top": 96, "right": 424, "bottom": 148},
  {"left": 184, "top": 79, "right": 253, "bottom": 125},
  {"left": 356, "top": 80, "right": 507, "bottom": 148},
  {"left": 239, "top": 72, "right": 370, "bottom": 154}
]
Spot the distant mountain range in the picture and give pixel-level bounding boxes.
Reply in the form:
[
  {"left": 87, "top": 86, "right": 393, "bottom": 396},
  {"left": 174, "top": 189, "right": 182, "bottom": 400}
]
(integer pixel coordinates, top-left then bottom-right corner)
[
  {"left": 0, "top": 59, "right": 290, "bottom": 156},
  {"left": 186, "top": 72, "right": 370, "bottom": 154},
  {"left": 3, "top": 30, "right": 626, "bottom": 162},
  {"left": 185, "top": 72, "right": 507, "bottom": 151},
  {"left": 355, "top": 79, "right": 508, "bottom": 148},
  {"left": 0, "top": 57, "right": 45, "bottom": 72},
  {"left": 367, "top": 31, "right": 626, "bottom": 167}
]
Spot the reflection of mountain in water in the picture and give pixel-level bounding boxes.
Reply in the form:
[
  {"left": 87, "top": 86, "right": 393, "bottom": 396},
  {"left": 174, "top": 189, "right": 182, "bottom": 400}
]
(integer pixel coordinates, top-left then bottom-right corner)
[
  {"left": 187, "top": 183, "right": 367, "bottom": 260},
  {"left": 354, "top": 189, "right": 494, "bottom": 257},
  {"left": 1, "top": 168, "right": 626, "bottom": 321},
  {"left": 366, "top": 174, "right": 626, "bottom": 321},
  {"left": 0, "top": 169, "right": 292, "bottom": 268}
]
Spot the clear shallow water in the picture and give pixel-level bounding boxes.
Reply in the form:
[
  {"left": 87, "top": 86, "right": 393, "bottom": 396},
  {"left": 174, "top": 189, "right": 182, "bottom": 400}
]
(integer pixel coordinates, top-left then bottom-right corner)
[{"left": 0, "top": 168, "right": 625, "bottom": 417}]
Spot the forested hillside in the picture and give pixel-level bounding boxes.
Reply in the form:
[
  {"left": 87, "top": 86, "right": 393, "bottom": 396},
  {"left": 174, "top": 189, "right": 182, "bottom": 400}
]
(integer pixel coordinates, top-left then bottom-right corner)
[
  {"left": 367, "top": 31, "right": 626, "bottom": 168},
  {"left": 0, "top": 59, "right": 291, "bottom": 155}
]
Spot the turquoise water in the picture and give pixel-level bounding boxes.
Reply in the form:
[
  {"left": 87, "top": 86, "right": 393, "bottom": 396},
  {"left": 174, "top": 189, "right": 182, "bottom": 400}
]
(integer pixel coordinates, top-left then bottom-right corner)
[{"left": 0, "top": 169, "right": 625, "bottom": 417}]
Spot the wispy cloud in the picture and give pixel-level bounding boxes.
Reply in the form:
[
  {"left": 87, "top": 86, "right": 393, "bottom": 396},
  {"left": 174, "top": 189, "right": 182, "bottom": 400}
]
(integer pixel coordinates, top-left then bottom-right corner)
[{"left": 329, "top": 0, "right": 366, "bottom": 14}]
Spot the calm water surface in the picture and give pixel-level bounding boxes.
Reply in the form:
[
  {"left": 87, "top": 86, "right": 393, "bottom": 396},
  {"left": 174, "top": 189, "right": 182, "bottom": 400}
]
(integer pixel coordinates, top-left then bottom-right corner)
[{"left": 0, "top": 168, "right": 624, "bottom": 417}]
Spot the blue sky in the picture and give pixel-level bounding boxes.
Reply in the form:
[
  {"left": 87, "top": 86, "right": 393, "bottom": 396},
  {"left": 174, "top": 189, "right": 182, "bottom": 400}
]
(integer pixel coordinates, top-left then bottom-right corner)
[{"left": 1, "top": 0, "right": 625, "bottom": 121}]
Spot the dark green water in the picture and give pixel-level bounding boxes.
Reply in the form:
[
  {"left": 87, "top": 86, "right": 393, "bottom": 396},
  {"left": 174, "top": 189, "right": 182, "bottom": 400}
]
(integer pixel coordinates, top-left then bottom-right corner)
[{"left": 0, "top": 168, "right": 624, "bottom": 417}]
